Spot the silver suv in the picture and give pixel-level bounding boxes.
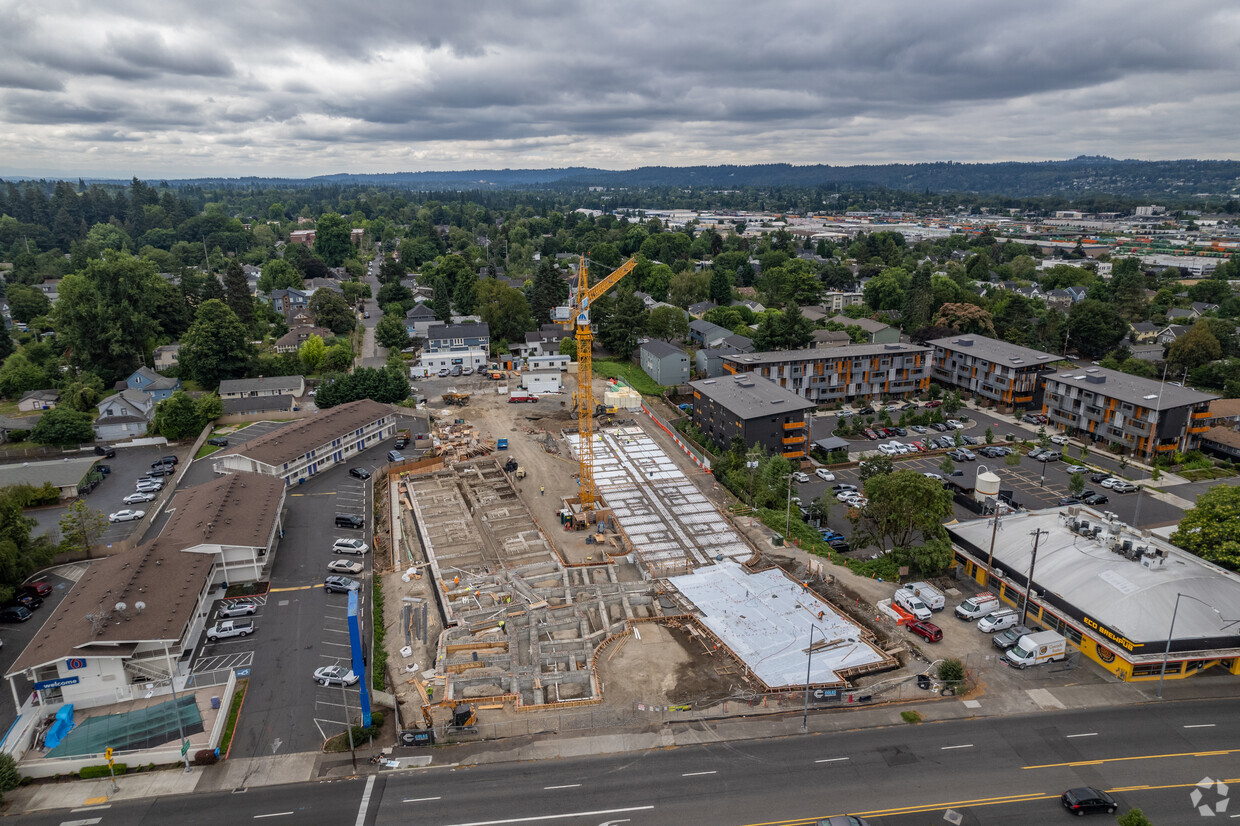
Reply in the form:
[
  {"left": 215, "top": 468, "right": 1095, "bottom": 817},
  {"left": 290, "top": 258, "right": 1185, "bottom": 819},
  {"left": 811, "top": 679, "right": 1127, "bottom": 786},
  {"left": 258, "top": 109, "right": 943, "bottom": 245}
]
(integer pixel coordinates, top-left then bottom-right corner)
[{"left": 217, "top": 600, "right": 258, "bottom": 618}]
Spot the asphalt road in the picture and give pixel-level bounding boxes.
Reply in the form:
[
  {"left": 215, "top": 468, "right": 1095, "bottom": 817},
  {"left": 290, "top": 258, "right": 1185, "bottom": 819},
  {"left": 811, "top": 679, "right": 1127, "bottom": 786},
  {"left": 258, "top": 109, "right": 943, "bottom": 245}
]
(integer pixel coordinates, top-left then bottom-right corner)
[{"left": 10, "top": 698, "right": 1239, "bottom": 825}]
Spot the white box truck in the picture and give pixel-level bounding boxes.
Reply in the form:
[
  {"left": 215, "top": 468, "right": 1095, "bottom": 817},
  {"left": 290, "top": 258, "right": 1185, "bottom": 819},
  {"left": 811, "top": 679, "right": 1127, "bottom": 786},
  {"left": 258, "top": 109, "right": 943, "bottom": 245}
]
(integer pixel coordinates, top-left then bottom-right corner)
[
  {"left": 954, "top": 592, "right": 999, "bottom": 620},
  {"left": 893, "top": 588, "right": 933, "bottom": 621},
  {"left": 1001, "top": 630, "right": 1067, "bottom": 669},
  {"left": 904, "top": 581, "right": 945, "bottom": 612}
]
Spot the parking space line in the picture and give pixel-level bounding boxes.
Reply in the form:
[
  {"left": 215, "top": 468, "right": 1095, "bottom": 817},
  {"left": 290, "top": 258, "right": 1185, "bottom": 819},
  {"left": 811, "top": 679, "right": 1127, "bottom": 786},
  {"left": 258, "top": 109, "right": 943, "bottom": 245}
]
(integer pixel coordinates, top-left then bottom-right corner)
[{"left": 270, "top": 584, "right": 320, "bottom": 592}]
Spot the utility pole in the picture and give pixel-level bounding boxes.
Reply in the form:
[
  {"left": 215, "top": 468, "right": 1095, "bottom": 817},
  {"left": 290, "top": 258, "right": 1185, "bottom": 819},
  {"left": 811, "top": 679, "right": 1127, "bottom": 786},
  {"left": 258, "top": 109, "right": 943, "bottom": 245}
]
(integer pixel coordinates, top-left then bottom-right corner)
[
  {"left": 785, "top": 471, "right": 794, "bottom": 542},
  {"left": 1021, "top": 529, "right": 1049, "bottom": 627},
  {"left": 984, "top": 495, "right": 1002, "bottom": 588}
]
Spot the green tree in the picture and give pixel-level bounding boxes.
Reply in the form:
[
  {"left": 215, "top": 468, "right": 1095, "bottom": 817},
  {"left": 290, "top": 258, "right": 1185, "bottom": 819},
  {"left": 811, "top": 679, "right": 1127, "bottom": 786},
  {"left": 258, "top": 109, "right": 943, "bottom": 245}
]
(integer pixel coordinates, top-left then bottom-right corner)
[
  {"left": 322, "top": 344, "right": 353, "bottom": 372},
  {"left": 647, "top": 305, "right": 689, "bottom": 342},
  {"left": 942, "top": 389, "right": 962, "bottom": 417},
  {"left": 558, "top": 336, "right": 577, "bottom": 360},
  {"left": 313, "top": 213, "right": 353, "bottom": 267},
  {"left": 152, "top": 390, "right": 205, "bottom": 440},
  {"left": 432, "top": 276, "right": 452, "bottom": 321},
  {"left": 299, "top": 334, "right": 327, "bottom": 372},
  {"left": 1116, "top": 808, "right": 1153, "bottom": 826},
  {"left": 1171, "top": 484, "right": 1240, "bottom": 570},
  {"left": 891, "top": 537, "right": 954, "bottom": 577},
  {"left": 903, "top": 267, "right": 935, "bottom": 331},
  {"left": 984, "top": 427, "right": 994, "bottom": 444},
  {"left": 30, "top": 407, "right": 95, "bottom": 446},
  {"left": 375, "top": 315, "right": 410, "bottom": 350},
  {"left": 939, "top": 455, "right": 956, "bottom": 476},
  {"left": 529, "top": 258, "right": 569, "bottom": 325},
  {"left": 599, "top": 292, "right": 647, "bottom": 358},
  {"left": 858, "top": 454, "right": 894, "bottom": 482},
  {"left": 453, "top": 272, "right": 480, "bottom": 316},
  {"left": 58, "top": 498, "right": 108, "bottom": 560},
  {"left": 222, "top": 259, "right": 254, "bottom": 327},
  {"left": 309, "top": 289, "right": 356, "bottom": 335},
  {"left": 376, "top": 282, "right": 414, "bottom": 314},
  {"left": 5, "top": 285, "right": 52, "bottom": 323},
  {"left": 196, "top": 393, "right": 223, "bottom": 423},
  {"left": 341, "top": 281, "right": 371, "bottom": 305},
  {"left": 855, "top": 469, "right": 953, "bottom": 551},
  {"left": 477, "top": 279, "right": 533, "bottom": 344},
  {"left": 1066, "top": 299, "right": 1128, "bottom": 358},
  {"left": 258, "top": 258, "right": 301, "bottom": 292},
  {"left": 0, "top": 352, "right": 47, "bottom": 399},
  {"left": 1167, "top": 320, "right": 1222, "bottom": 374},
  {"left": 862, "top": 267, "right": 910, "bottom": 311},
  {"left": 708, "top": 267, "right": 731, "bottom": 305},
  {"left": 179, "top": 300, "right": 254, "bottom": 387},
  {"left": 1068, "top": 472, "right": 1086, "bottom": 497}
]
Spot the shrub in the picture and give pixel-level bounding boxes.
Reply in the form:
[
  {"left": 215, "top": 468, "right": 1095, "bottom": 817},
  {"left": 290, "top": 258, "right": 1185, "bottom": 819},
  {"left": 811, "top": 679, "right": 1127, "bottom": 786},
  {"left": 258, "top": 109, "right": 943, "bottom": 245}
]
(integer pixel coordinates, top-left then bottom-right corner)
[
  {"left": 193, "top": 749, "right": 218, "bottom": 766},
  {"left": 349, "top": 710, "right": 385, "bottom": 744},
  {"left": 0, "top": 752, "right": 21, "bottom": 794},
  {"left": 1117, "top": 809, "right": 1154, "bottom": 826},
  {"left": 79, "top": 763, "right": 126, "bottom": 779},
  {"left": 938, "top": 659, "right": 965, "bottom": 686},
  {"left": 900, "top": 710, "right": 922, "bottom": 724},
  {"left": 372, "top": 580, "right": 388, "bottom": 691}
]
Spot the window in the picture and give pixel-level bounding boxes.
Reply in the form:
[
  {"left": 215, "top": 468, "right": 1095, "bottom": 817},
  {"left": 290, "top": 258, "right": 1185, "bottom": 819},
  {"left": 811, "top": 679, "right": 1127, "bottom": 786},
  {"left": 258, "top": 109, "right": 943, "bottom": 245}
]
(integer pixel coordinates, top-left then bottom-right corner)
[{"left": 1133, "top": 662, "right": 1173, "bottom": 677}]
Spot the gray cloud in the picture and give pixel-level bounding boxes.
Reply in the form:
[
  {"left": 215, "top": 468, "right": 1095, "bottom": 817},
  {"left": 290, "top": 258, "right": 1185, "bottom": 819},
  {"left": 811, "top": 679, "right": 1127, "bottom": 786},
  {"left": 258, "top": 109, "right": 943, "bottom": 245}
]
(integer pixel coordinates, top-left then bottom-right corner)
[{"left": 0, "top": 0, "right": 1238, "bottom": 177}]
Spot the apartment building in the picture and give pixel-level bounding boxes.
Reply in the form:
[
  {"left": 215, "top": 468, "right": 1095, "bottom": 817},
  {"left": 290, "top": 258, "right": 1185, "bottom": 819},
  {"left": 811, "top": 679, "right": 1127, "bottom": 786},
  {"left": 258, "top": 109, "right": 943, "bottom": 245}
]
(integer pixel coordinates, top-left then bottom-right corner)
[
  {"left": 721, "top": 343, "right": 931, "bottom": 404},
  {"left": 929, "top": 335, "right": 1060, "bottom": 413},
  {"left": 690, "top": 372, "right": 816, "bottom": 459},
  {"left": 1042, "top": 367, "right": 1217, "bottom": 459}
]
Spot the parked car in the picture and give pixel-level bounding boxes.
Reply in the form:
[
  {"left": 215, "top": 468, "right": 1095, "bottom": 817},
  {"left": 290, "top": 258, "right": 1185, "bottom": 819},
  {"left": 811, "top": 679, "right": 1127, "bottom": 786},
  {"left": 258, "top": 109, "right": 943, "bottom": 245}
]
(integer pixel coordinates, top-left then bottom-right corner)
[
  {"left": 891, "top": 427, "right": 907, "bottom": 437},
  {"left": 910, "top": 425, "right": 927, "bottom": 434},
  {"left": 313, "top": 665, "right": 359, "bottom": 687},
  {"left": 947, "top": 449, "right": 974, "bottom": 462},
  {"left": 1060, "top": 787, "right": 1117, "bottom": 816},
  {"left": 13, "top": 593, "right": 41, "bottom": 610},
  {"left": 206, "top": 620, "right": 254, "bottom": 641},
  {"left": 207, "top": 437, "right": 229, "bottom": 447},
  {"left": 906, "top": 620, "right": 942, "bottom": 642},
  {"left": 1112, "top": 481, "right": 1138, "bottom": 494},
  {"left": 925, "top": 400, "right": 943, "bottom": 408},
  {"left": 135, "top": 480, "right": 164, "bottom": 493},
  {"left": 18, "top": 581, "right": 51, "bottom": 599},
  {"left": 324, "top": 575, "right": 361, "bottom": 593},
  {"left": 1066, "top": 465, "right": 1090, "bottom": 475},
  {"left": 819, "top": 529, "right": 845, "bottom": 542},
  {"left": 1036, "top": 451, "right": 1060, "bottom": 463},
  {"left": 348, "top": 467, "right": 372, "bottom": 480},
  {"left": 1057, "top": 497, "right": 1081, "bottom": 506},
  {"left": 146, "top": 466, "right": 172, "bottom": 478},
  {"left": 992, "top": 625, "right": 1033, "bottom": 650},
  {"left": 858, "top": 406, "right": 875, "bottom": 415},
  {"left": 862, "top": 429, "right": 879, "bottom": 440},
  {"left": 929, "top": 422, "right": 948, "bottom": 432},
  {"left": 825, "top": 537, "right": 851, "bottom": 552},
  {"left": 1050, "top": 434, "right": 1069, "bottom": 445},
  {"left": 978, "top": 608, "right": 1020, "bottom": 633},
  {"left": 109, "top": 509, "right": 145, "bottom": 523},
  {"left": 1090, "top": 472, "right": 1111, "bottom": 483},
  {"left": 123, "top": 492, "right": 156, "bottom": 505},
  {"left": 1022, "top": 413, "right": 1040, "bottom": 424},
  {"left": 1099, "top": 477, "right": 1124, "bottom": 489},
  {"left": 0, "top": 606, "right": 32, "bottom": 623},
  {"left": 328, "top": 559, "right": 364, "bottom": 575},
  {"left": 437, "top": 368, "right": 451, "bottom": 377},
  {"left": 910, "top": 441, "right": 927, "bottom": 452},
  {"left": 1082, "top": 492, "right": 1109, "bottom": 505},
  {"left": 332, "top": 538, "right": 369, "bottom": 555},
  {"left": 923, "top": 472, "right": 944, "bottom": 482},
  {"left": 877, "top": 443, "right": 899, "bottom": 456},
  {"left": 902, "top": 402, "right": 919, "bottom": 411},
  {"left": 947, "top": 421, "right": 964, "bottom": 430},
  {"left": 815, "top": 468, "right": 836, "bottom": 482},
  {"left": 217, "top": 600, "right": 258, "bottom": 618},
  {"left": 961, "top": 435, "right": 978, "bottom": 446},
  {"left": 792, "top": 472, "right": 810, "bottom": 483},
  {"left": 832, "top": 484, "right": 858, "bottom": 494},
  {"left": 94, "top": 445, "right": 117, "bottom": 458}
]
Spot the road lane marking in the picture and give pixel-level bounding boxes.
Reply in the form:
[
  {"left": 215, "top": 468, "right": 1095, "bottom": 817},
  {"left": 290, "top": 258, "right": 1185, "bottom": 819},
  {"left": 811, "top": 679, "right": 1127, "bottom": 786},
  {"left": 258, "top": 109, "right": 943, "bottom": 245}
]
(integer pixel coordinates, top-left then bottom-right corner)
[
  {"left": 403, "top": 796, "right": 442, "bottom": 803},
  {"left": 442, "top": 805, "right": 655, "bottom": 826},
  {"left": 60, "top": 819, "right": 103, "bottom": 826},
  {"left": 269, "top": 584, "right": 319, "bottom": 592},
  {"left": 815, "top": 757, "right": 849, "bottom": 763},
  {"left": 1066, "top": 733, "right": 1097, "bottom": 738},
  {"left": 354, "top": 775, "right": 377, "bottom": 826},
  {"left": 941, "top": 744, "right": 973, "bottom": 750},
  {"left": 1023, "top": 747, "right": 1240, "bottom": 769},
  {"left": 682, "top": 770, "right": 717, "bottom": 776},
  {"left": 254, "top": 814, "right": 293, "bottom": 819},
  {"left": 71, "top": 805, "right": 110, "bottom": 811},
  {"left": 733, "top": 794, "right": 1052, "bottom": 825},
  {"left": 1184, "top": 724, "right": 1216, "bottom": 728}
]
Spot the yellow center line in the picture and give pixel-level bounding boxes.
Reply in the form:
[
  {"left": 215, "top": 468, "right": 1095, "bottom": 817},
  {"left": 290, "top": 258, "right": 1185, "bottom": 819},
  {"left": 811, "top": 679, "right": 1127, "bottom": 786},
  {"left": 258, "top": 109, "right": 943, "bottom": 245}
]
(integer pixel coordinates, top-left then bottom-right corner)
[
  {"left": 268, "top": 584, "right": 321, "bottom": 592},
  {"left": 288, "top": 492, "right": 342, "bottom": 496},
  {"left": 1023, "top": 747, "right": 1240, "bottom": 769}
]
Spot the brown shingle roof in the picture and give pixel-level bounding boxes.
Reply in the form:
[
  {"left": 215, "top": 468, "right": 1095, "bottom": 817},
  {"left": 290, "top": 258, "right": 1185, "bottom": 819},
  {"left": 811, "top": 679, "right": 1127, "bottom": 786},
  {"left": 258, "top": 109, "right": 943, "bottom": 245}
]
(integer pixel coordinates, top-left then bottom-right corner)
[
  {"left": 216, "top": 399, "right": 391, "bottom": 468},
  {"left": 7, "top": 472, "right": 284, "bottom": 677},
  {"left": 1202, "top": 427, "right": 1240, "bottom": 451},
  {"left": 1207, "top": 399, "right": 1240, "bottom": 420}
]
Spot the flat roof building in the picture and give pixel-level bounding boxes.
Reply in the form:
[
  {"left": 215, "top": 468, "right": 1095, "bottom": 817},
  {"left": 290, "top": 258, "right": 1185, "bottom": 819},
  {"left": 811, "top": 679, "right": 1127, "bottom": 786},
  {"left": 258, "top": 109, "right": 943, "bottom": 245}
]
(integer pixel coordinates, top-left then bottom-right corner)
[
  {"left": 948, "top": 507, "right": 1240, "bottom": 683},
  {"left": 690, "top": 372, "right": 816, "bottom": 459},
  {"left": 722, "top": 343, "right": 931, "bottom": 404},
  {"left": 1042, "top": 366, "right": 1216, "bottom": 459},
  {"left": 929, "top": 334, "right": 1060, "bottom": 413}
]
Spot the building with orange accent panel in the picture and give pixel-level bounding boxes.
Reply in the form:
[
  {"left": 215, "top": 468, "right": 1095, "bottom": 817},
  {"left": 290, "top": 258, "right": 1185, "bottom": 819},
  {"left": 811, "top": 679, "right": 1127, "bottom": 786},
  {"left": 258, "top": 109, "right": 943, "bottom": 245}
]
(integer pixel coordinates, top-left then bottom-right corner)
[
  {"left": 689, "top": 372, "right": 816, "bottom": 460},
  {"left": 720, "top": 343, "right": 930, "bottom": 404},
  {"left": 929, "top": 335, "right": 1060, "bottom": 413},
  {"left": 1042, "top": 367, "right": 1216, "bottom": 459}
]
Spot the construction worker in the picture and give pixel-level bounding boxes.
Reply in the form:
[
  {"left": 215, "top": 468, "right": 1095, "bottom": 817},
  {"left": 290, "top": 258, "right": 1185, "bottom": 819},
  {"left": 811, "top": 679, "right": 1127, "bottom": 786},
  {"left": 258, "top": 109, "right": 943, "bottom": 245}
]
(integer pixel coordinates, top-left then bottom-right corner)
[{"left": 540, "top": 485, "right": 545, "bottom": 496}]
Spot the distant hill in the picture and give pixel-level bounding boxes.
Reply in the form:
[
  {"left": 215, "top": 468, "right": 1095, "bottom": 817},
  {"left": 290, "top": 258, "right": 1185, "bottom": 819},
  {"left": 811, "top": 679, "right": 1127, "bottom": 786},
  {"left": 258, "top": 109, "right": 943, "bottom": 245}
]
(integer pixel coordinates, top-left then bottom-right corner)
[{"left": 46, "top": 156, "right": 1240, "bottom": 198}]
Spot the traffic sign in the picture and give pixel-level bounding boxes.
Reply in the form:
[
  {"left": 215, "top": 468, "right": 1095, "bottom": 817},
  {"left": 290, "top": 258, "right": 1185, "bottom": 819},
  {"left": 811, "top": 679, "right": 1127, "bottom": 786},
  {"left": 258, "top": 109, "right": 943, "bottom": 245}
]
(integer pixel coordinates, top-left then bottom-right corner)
[
  {"left": 237, "top": 668, "right": 250, "bottom": 677},
  {"left": 104, "top": 747, "right": 112, "bottom": 761},
  {"left": 181, "top": 740, "right": 191, "bottom": 757}
]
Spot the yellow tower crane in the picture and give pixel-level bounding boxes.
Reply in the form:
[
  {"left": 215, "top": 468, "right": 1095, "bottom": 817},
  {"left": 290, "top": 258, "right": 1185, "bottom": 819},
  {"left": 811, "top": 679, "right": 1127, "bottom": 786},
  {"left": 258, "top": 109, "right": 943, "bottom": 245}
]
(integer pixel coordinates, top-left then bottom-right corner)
[{"left": 561, "top": 254, "right": 639, "bottom": 511}]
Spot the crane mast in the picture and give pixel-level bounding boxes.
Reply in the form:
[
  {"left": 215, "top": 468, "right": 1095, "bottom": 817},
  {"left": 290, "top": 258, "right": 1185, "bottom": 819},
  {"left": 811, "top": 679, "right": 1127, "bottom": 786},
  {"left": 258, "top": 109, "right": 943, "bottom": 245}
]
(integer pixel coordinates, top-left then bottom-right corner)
[{"left": 563, "top": 254, "right": 639, "bottom": 511}]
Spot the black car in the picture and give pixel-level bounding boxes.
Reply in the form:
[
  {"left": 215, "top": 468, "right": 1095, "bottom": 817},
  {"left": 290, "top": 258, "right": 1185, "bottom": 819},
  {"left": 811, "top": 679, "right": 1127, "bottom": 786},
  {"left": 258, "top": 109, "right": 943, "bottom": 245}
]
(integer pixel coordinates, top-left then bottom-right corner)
[
  {"left": 207, "top": 437, "right": 229, "bottom": 447},
  {"left": 1061, "top": 787, "right": 1117, "bottom": 816},
  {"left": 961, "top": 435, "right": 978, "bottom": 446},
  {"left": 94, "top": 445, "right": 116, "bottom": 458},
  {"left": 858, "top": 406, "right": 875, "bottom": 415},
  {"left": 1090, "top": 472, "right": 1111, "bottom": 483},
  {"left": 146, "top": 466, "right": 172, "bottom": 478},
  {"left": 13, "top": 593, "right": 42, "bottom": 610},
  {"left": 1082, "top": 492, "right": 1109, "bottom": 505},
  {"left": 929, "top": 422, "right": 948, "bottom": 432},
  {"left": 0, "top": 605, "right": 32, "bottom": 622},
  {"left": 1057, "top": 497, "right": 1081, "bottom": 506},
  {"left": 826, "top": 538, "right": 851, "bottom": 553},
  {"left": 891, "top": 427, "right": 907, "bottom": 437},
  {"left": 348, "top": 467, "right": 372, "bottom": 480}
]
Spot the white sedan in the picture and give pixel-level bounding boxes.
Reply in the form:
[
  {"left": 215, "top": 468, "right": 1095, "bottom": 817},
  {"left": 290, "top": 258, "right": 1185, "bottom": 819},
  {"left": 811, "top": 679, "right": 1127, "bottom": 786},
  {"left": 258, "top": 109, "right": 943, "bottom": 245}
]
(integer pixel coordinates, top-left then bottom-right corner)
[
  {"left": 1066, "top": 465, "right": 1090, "bottom": 475},
  {"left": 1050, "top": 434, "right": 1070, "bottom": 446},
  {"left": 1099, "top": 477, "right": 1124, "bottom": 489},
  {"left": 332, "top": 538, "right": 369, "bottom": 555},
  {"left": 108, "top": 509, "right": 145, "bottom": 523},
  {"left": 815, "top": 468, "right": 836, "bottom": 482},
  {"left": 792, "top": 472, "right": 810, "bottom": 483},
  {"left": 923, "top": 472, "right": 945, "bottom": 482},
  {"left": 313, "top": 665, "right": 359, "bottom": 687},
  {"left": 123, "top": 492, "right": 156, "bottom": 505},
  {"left": 327, "top": 559, "right": 364, "bottom": 575}
]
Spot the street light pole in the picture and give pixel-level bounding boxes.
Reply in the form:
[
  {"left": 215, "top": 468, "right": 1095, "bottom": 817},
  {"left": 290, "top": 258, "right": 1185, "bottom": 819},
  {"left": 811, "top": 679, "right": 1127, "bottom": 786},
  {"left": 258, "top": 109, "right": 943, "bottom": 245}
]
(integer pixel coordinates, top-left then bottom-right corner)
[
  {"left": 785, "top": 471, "right": 794, "bottom": 541},
  {"left": 1020, "top": 529, "right": 1049, "bottom": 627},
  {"left": 163, "top": 642, "right": 192, "bottom": 772},
  {"left": 801, "top": 624, "right": 823, "bottom": 732},
  {"left": 1156, "top": 593, "right": 1235, "bottom": 698}
]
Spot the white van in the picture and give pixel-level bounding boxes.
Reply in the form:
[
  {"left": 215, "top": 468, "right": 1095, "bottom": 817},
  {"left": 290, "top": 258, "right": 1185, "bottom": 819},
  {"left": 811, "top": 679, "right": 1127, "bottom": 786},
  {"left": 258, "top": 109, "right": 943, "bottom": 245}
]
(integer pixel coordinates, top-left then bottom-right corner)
[
  {"left": 1002, "top": 630, "right": 1067, "bottom": 668},
  {"left": 904, "top": 581, "right": 945, "bottom": 612},
  {"left": 893, "top": 588, "right": 932, "bottom": 621},
  {"left": 954, "top": 592, "right": 999, "bottom": 620}
]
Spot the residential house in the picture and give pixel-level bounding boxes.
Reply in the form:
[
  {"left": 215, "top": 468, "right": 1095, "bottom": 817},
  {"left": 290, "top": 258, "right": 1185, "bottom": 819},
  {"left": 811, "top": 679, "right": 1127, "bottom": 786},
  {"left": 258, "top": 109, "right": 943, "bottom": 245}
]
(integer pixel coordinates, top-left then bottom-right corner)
[
  {"left": 219, "top": 376, "right": 306, "bottom": 399},
  {"left": 274, "top": 326, "right": 332, "bottom": 354},
  {"left": 1200, "top": 427, "right": 1240, "bottom": 461},
  {"left": 414, "top": 322, "right": 491, "bottom": 375},
  {"left": 269, "top": 288, "right": 310, "bottom": 318},
  {"left": 527, "top": 354, "right": 570, "bottom": 373},
  {"left": 1166, "top": 307, "right": 1197, "bottom": 323},
  {"left": 289, "top": 229, "right": 315, "bottom": 245},
  {"left": 1191, "top": 302, "right": 1220, "bottom": 316},
  {"left": 0, "top": 414, "right": 42, "bottom": 443},
  {"left": 1129, "top": 322, "right": 1160, "bottom": 344},
  {"left": 0, "top": 456, "right": 105, "bottom": 502},
  {"left": 221, "top": 394, "right": 297, "bottom": 416},
  {"left": 821, "top": 291, "right": 864, "bottom": 313},
  {"left": 732, "top": 299, "right": 766, "bottom": 314},
  {"left": 798, "top": 305, "right": 827, "bottom": 323},
  {"left": 811, "top": 330, "right": 852, "bottom": 348},
  {"left": 513, "top": 324, "right": 568, "bottom": 359},
  {"left": 639, "top": 340, "right": 690, "bottom": 386},
  {"left": 1201, "top": 399, "right": 1240, "bottom": 431},
  {"left": 688, "top": 319, "right": 731, "bottom": 349},
  {"left": 153, "top": 344, "right": 180, "bottom": 370},
  {"left": 695, "top": 344, "right": 739, "bottom": 378},
  {"left": 721, "top": 334, "right": 754, "bottom": 353},
  {"left": 17, "top": 389, "right": 59, "bottom": 413},
  {"left": 826, "top": 315, "right": 899, "bottom": 344},
  {"left": 1129, "top": 344, "right": 1166, "bottom": 362},
  {"left": 687, "top": 300, "right": 718, "bottom": 319},
  {"left": 125, "top": 367, "right": 181, "bottom": 402},
  {"left": 689, "top": 372, "right": 816, "bottom": 460},
  {"left": 403, "top": 303, "right": 438, "bottom": 339},
  {"left": 95, "top": 389, "right": 155, "bottom": 441},
  {"left": 1157, "top": 324, "right": 1189, "bottom": 345}
]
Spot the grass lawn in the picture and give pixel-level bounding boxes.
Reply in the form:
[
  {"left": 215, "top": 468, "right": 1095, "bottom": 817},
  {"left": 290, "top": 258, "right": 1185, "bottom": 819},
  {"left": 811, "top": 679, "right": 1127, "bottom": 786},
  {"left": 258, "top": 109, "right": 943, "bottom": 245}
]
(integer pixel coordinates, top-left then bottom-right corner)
[{"left": 592, "top": 359, "right": 665, "bottom": 396}]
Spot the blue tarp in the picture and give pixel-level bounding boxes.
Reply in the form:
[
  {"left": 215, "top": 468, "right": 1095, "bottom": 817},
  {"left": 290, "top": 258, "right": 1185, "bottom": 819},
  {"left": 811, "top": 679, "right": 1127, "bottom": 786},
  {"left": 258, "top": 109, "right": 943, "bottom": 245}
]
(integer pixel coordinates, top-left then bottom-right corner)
[{"left": 43, "top": 704, "right": 74, "bottom": 749}]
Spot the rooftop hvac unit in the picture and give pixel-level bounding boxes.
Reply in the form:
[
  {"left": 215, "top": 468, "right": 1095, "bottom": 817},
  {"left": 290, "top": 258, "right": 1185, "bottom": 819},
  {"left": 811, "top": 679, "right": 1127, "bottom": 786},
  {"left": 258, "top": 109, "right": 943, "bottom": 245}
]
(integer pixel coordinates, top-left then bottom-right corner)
[
  {"left": 1141, "top": 553, "right": 1166, "bottom": 570},
  {"left": 1122, "top": 540, "right": 1133, "bottom": 554},
  {"left": 1078, "top": 520, "right": 1090, "bottom": 534},
  {"left": 1067, "top": 506, "right": 1080, "bottom": 517},
  {"left": 1092, "top": 526, "right": 1102, "bottom": 538},
  {"left": 1069, "top": 519, "right": 1080, "bottom": 532}
]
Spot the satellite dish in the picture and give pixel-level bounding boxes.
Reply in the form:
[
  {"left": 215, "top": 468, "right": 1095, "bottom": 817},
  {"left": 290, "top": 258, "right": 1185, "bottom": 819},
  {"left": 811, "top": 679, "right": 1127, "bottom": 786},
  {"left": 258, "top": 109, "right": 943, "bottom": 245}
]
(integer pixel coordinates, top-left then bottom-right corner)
[
  {"left": 114, "top": 601, "right": 127, "bottom": 613},
  {"left": 134, "top": 601, "right": 146, "bottom": 612}
]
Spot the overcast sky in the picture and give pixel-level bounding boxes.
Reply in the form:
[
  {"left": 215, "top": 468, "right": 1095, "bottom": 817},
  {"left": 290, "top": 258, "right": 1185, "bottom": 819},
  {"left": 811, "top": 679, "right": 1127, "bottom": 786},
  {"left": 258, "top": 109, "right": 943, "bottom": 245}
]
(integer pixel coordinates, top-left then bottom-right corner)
[{"left": 2, "top": 1, "right": 1238, "bottom": 179}]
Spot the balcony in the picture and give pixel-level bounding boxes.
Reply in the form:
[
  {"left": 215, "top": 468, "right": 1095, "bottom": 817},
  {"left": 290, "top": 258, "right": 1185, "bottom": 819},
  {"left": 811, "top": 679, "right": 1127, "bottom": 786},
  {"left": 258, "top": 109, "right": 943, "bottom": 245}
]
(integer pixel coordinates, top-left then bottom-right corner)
[
  {"left": 782, "top": 435, "right": 806, "bottom": 445},
  {"left": 783, "top": 421, "right": 807, "bottom": 430}
]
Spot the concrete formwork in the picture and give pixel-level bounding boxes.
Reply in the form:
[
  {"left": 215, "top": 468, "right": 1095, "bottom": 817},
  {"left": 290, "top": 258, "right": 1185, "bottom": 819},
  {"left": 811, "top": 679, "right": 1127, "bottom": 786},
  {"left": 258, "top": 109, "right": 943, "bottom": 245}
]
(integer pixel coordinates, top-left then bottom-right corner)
[{"left": 567, "top": 426, "right": 754, "bottom": 577}]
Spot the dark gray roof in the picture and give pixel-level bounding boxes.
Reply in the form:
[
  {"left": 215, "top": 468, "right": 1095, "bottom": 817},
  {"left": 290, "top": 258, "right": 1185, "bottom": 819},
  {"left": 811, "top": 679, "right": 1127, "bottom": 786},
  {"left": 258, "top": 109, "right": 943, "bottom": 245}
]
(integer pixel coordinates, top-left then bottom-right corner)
[
  {"left": 928, "top": 334, "right": 1060, "bottom": 367},
  {"left": 690, "top": 372, "right": 816, "bottom": 421},
  {"left": 217, "top": 399, "right": 391, "bottom": 467},
  {"left": 640, "top": 340, "right": 687, "bottom": 359},
  {"left": 827, "top": 315, "right": 890, "bottom": 333},
  {"left": 724, "top": 342, "right": 930, "bottom": 368},
  {"left": 426, "top": 322, "right": 490, "bottom": 340},
  {"left": 1045, "top": 366, "right": 1217, "bottom": 410},
  {"left": 814, "top": 437, "right": 852, "bottom": 452},
  {"left": 405, "top": 303, "right": 436, "bottom": 320},
  {"left": 221, "top": 395, "right": 296, "bottom": 415},
  {"left": 219, "top": 376, "right": 304, "bottom": 396},
  {"left": 0, "top": 456, "right": 98, "bottom": 489}
]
